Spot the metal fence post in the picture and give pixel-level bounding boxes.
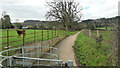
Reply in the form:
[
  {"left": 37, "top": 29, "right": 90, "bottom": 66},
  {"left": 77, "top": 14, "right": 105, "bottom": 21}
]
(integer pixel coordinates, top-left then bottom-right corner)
[
  {"left": 7, "top": 29, "right": 9, "bottom": 66},
  {"left": 41, "top": 42, "right": 42, "bottom": 53},
  {"left": 9, "top": 57, "right": 12, "bottom": 66},
  {"left": 23, "top": 29, "right": 25, "bottom": 46},
  {"left": 34, "top": 29, "right": 36, "bottom": 44},
  {"left": 37, "top": 47, "right": 39, "bottom": 58},
  {"left": 52, "top": 28, "right": 53, "bottom": 37},
  {"left": 57, "top": 29, "right": 59, "bottom": 36},
  {"left": 22, "top": 29, "right": 25, "bottom": 66},
  {"left": 57, "top": 29, "right": 58, "bottom": 36},
  {"left": 7, "top": 29, "right": 9, "bottom": 54},
  {"left": 42, "top": 29, "right": 43, "bottom": 41},
  {"left": 58, "top": 48, "right": 59, "bottom": 60},
  {"left": 47, "top": 28, "right": 49, "bottom": 39},
  {"left": 55, "top": 28, "right": 56, "bottom": 37},
  {"left": 50, "top": 47, "right": 52, "bottom": 59},
  {"left": 37, "top": 47, "right": 39, "bottom": 65},
  {"left": 60, "top": 61, "right": 63, "bottom": 67},
  {"left": 21, "top": 47, "right": 24, "bottom": 66}
]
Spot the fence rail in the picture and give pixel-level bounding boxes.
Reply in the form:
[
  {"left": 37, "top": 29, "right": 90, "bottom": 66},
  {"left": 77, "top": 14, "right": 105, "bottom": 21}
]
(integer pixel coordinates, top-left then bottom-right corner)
[
  {"left": 0, "top": 28, "right": 67, "bottom": 51},
  {"left": 0, "top": 46, "right": 63, "bottom": 66}
]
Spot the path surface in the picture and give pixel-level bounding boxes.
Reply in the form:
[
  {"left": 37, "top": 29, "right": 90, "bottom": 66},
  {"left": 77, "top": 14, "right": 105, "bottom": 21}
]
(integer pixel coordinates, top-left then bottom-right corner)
[{"left": 55, "top": 32, "right": 80, "bottom": 66}]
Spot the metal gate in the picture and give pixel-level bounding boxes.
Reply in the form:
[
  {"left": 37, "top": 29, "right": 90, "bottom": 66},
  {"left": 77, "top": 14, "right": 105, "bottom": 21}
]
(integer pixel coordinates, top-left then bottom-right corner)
[{"left": 0, "top": 46, "right": 63, "bottom": 67}]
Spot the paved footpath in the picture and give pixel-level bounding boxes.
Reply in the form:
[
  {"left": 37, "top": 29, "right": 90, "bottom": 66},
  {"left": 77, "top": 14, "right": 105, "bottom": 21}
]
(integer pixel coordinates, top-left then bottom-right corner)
[{"left": 55, "top": 32, "right": 80, "bottom": 66}]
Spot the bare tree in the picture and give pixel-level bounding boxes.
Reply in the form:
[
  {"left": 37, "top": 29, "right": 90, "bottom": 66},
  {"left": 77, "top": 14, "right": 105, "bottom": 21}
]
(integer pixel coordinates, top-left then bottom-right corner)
[{"left": 46, "top": 0, "right": 82, "bottom": 30}]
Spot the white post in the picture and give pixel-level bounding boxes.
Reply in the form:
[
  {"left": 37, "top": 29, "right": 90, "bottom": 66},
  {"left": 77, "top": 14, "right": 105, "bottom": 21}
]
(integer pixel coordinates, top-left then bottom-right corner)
[
  {"left": 37, "top": 47, "right": 39, "bottom": 65},
  {"left": 22, "top": 47, "right": 24, "bottom": 66},
  {"left": 66, "top": 60, "right": 73, "bottom": 67},
  {"left": 9, "top": 57, "right": 12, "bottom": 66},
  {"left": 97, "top": 30, "right": 99, "bottom": 37},
  {"left": 60, "top": 61, "right": 63, "bottom": 67},
  {"left": 89, "top": 30, "right": 91, "bottom": 37}
]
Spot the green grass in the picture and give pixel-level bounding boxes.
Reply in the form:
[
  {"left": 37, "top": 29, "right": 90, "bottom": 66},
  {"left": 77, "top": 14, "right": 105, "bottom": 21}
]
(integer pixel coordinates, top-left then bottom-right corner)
[
  {"left": 66, "top": 31, "right": 79, "bottom": 36},
  {"left": 0, "top": 29, "right": 78, "bottom": 51},
  {"left": 95, "top": 27, "right": 114, "bottom": 30},
  {"left": 91, "top": 30, "right": 113, "bottom": 41},
  {"left": 74, "top": 32, "right": 112, "bottom": 66},
  {"left": 0, "top": 29, "right": 58, "bottom": 50},
  {"left": 0, "top": 37, "right": 1, "bottom": 51}
]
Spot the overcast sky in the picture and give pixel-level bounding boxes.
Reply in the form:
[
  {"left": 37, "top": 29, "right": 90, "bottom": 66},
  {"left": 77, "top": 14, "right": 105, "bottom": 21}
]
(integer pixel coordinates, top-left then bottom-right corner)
[{"left": 0, "top": 0, "right": 119, "bottom": 23}]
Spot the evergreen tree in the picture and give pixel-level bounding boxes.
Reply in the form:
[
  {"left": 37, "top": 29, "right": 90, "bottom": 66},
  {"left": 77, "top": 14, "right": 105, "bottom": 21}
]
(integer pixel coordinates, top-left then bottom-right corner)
[{"left": 0, "top": 14, "right": 14, "bottom": 29}]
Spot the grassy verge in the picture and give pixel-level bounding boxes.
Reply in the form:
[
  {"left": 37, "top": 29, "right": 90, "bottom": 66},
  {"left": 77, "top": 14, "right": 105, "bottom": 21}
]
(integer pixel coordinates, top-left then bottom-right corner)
[{"left": 73, "top": 32, "right": 113, "bottom": 66}]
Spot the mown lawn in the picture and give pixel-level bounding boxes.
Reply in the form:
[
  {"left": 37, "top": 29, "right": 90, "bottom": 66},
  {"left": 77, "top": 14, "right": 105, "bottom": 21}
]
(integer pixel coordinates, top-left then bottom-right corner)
[{"left": 74, "top": 32, "right": 113, "bottom": 66}]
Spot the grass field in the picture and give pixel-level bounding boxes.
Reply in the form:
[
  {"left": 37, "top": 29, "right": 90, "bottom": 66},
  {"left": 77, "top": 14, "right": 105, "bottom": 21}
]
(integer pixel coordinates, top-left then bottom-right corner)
[
  {"left": 0, "top": 29, "right": 78, "bottom": 51},
  {"left": 0, "top": 29, "right": 56, "bottom": 50},
  {"left": 74, "top": 32, "right": 114, "bottom": 66},
  {"left": 95, "top": 27, "right": 114, "bottom": 30},
  {"left": 91, "top": 30, "right": 113, "bottom": 41}
]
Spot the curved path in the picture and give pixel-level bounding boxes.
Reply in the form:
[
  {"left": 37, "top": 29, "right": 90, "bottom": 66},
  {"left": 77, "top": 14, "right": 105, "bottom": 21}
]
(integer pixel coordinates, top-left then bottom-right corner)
[{"left": 55, "top": 32, "right": 80, "bottom": 66}]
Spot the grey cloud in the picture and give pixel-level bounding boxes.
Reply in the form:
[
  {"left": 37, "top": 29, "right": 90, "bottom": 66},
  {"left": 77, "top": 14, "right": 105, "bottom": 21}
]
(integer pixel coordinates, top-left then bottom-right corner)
[
  {"left": 118, "top": 1, "right": 120, "bottom": 16},
  {"left": 2, "top": 3, "right": 47, "bottom": 20},
  {"left": 1, "top": 0, "right": 119, "bottom": 21}
]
